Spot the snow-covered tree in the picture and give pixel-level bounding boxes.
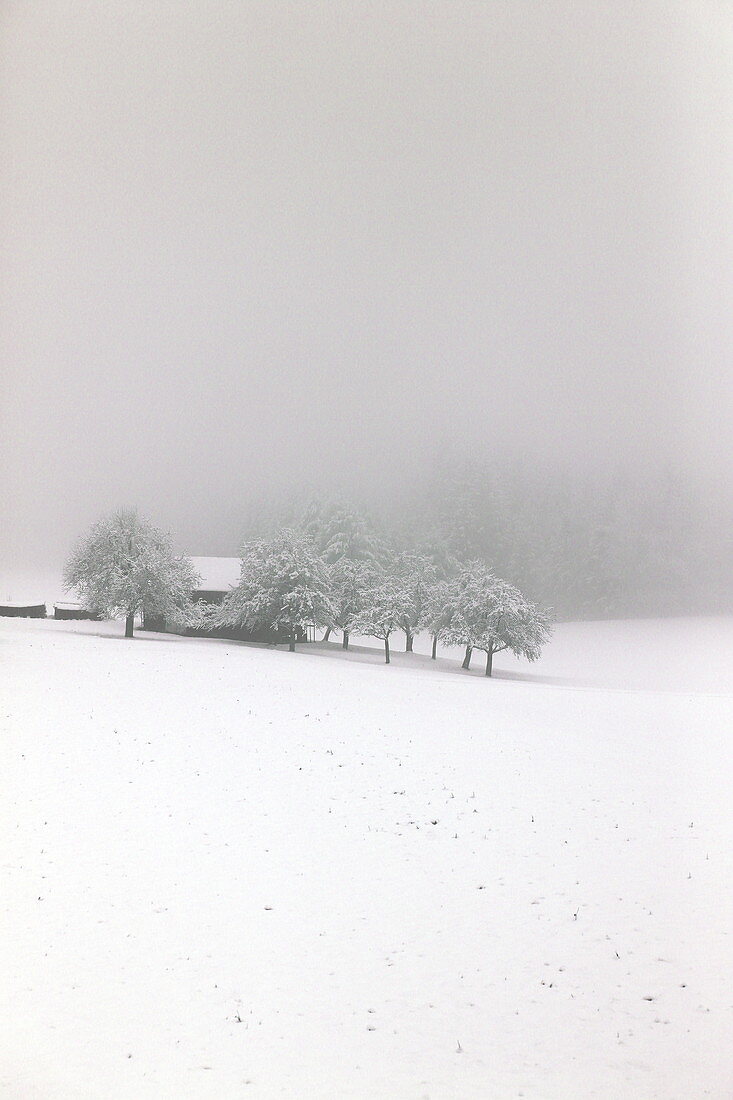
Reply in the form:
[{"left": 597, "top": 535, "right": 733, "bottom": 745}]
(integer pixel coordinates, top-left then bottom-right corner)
[
  {"left": 329, "top": 557, "right": 374, "bottom": 650},
  {"left": 182, "top": 597, "right": 221, "bottom": 634},
  {"left": 63, "top": 509, "right": 200, "bottom": 638},
  {"left": 444, "top": 562, "right": 553, "bottom": 676},
  {"left": 350, "top": 573, "right": 413, "bottom": 664},
  {"left": 300, "top": 497, "right": 383, "bottom": 641},
  {"left": 218, "top": 529, "right": 334, "bottom": 651},
  {"left": 423, "top": 575, "right": 460, "bottom": 659},
  {"left": 300, "top": 497, "right": 382, "bottom": 565},
  {"left": 389, "top": 551, "right": 441, "bottom": 651}
]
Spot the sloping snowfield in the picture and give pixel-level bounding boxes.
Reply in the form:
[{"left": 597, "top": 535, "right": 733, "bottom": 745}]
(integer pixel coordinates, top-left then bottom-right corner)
[{"left": 2, "top": 617, "right": 732, "bottom": 1099}]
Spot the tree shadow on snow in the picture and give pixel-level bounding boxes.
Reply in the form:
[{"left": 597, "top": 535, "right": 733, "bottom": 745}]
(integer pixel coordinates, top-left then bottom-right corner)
[{"left": 303, "top": 640, "right": 579, "bottom": 685}]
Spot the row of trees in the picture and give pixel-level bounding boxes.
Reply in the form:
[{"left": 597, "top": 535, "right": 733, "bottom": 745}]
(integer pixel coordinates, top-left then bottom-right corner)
[
  {"left": 64, "top": 507, "right": 552, "bottom": 676},
  {"left": 214, "top": 528, "right": 551, "bottom": 674}
]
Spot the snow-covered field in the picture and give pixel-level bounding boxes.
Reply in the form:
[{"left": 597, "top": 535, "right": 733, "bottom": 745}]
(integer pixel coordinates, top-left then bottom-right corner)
[{"left": 2, "top": 616, "right": 732, "bottom": 1099}]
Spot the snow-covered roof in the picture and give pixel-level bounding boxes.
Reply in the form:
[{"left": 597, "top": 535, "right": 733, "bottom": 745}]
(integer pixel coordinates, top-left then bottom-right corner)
[
  {"left": 0, "top": 600, "right": 46, "bottom": 608},
  {"left": 189, "top": 556, "right": 241, "bottom": 593}
]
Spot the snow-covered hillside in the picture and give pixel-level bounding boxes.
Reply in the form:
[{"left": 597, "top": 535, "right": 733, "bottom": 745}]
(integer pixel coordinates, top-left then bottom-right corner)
[{"left": 2, "top": 617, "right": 732, "bottom": 1099}]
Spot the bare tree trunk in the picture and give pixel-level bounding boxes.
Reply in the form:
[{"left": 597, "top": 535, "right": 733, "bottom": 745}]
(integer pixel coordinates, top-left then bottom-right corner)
[
  {"left": 462, "top": 645, "right": 472, "bottom": 670},
  {"left": 342, "top": 631, "right": 350, "bottom": 649},
  {"left": 431, "top": 634, "right": 438, "bottom": 660},
  {"left": 485, "top": 648, "right": 493, "bottom": 677},
  {"left": 384, "top": 636, "right": 390, "bottom": 664},
  {"left": 405, "top": 630, "right": 413, "bottom": 652},
  {"left": 289, "top": 630, "right": 296, "bottom": 652},
  {"left": 323, "top": 625, "right": 332, "bottom": 642},
  {"left": 125, "top": 612, "right": 135, "bottom": 638}
]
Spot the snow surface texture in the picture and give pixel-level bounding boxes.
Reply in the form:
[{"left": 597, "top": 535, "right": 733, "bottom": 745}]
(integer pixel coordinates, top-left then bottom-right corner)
[{"left": 2, "top": 617, "right": 732, "bottom": 1099}]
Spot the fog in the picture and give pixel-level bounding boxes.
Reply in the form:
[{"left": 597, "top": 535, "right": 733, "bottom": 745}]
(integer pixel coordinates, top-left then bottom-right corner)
[{"left": 2, "top": 3, "right": 731, "bottom": 610}]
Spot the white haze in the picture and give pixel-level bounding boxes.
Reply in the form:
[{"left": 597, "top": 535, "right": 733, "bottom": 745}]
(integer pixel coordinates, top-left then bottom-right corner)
[{"left": 1, "top": 2, "right": 732, "bottom": 603}]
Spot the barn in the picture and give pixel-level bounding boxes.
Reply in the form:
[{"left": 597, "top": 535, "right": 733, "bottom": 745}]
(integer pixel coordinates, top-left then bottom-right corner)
[
  {"left": 0, "top": 601, "right": 46, "bottom": 618},
  {"left": 54, "top": 602, "right": 99, "bottom": 621},
  {"left": 189, "top": 556, "right": 242, "bottom": 605},
  {"left": 141, "top": 556, "right": 240, "bottom": 633},
  {"left": 142, "top": 557, "right": 314, "bottom": 643}
]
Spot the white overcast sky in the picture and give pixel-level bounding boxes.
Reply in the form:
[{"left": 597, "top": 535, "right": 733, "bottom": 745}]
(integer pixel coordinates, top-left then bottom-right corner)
[{"left": 1, "top": 2, "right": 732, "bottom": 564}]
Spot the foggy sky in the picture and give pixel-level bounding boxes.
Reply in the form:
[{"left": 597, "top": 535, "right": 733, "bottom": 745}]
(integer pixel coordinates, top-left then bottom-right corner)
[{"left": 2, "top": 2, "right": 732, "bottom": 573}]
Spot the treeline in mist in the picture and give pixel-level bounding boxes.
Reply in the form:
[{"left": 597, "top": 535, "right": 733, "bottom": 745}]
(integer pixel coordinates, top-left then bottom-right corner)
[{"left": 244, "top": 459, "right": 728, "bottom": 621}]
